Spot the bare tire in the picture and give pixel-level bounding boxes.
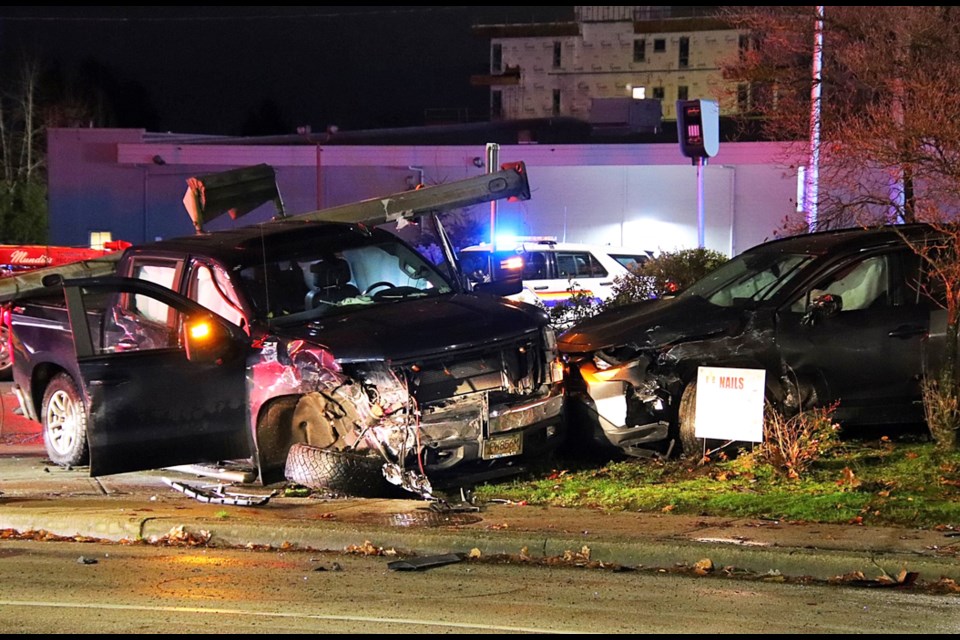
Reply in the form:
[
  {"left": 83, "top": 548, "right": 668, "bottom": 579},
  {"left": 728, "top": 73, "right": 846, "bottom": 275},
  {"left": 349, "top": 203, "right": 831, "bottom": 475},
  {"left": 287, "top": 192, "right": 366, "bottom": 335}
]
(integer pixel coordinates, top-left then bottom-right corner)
[
  {"left": 42, "top": 373, "right": 89, "bottom": 467},
  {"left": 677, "top": 381, "right": 703, "bottom": 457},
  {"left": 284, "top": 443, "right": 393, "bottom": 498}
]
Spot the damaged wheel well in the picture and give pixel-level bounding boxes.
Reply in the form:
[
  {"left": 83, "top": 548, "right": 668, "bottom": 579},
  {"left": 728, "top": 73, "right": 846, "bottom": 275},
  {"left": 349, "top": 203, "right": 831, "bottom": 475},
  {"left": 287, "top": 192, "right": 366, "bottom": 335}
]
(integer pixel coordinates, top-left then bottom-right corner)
[{"left": 254, "top": 395, "right": 302, "bottom": 482}]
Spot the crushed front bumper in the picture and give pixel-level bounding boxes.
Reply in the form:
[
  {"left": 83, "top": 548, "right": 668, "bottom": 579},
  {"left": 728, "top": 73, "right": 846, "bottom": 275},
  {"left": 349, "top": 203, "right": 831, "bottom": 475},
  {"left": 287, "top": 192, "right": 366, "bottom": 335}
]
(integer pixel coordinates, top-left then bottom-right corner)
[{"left": 565, "top": 358, "right": 671, "bottom": 456}]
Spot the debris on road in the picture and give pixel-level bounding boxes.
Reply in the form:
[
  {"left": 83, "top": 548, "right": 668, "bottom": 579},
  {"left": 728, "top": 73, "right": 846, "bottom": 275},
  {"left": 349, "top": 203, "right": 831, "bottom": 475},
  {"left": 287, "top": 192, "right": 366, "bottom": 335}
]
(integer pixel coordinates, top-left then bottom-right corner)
[{"left": 161, "top": 477, "right": 276, "bottom": 506}]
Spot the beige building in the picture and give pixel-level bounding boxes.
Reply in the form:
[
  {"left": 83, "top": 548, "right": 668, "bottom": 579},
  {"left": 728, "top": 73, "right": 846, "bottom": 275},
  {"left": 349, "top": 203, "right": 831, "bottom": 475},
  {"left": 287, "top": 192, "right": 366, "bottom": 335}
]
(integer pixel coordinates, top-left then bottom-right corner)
[{"left": 471, "top": 6, "right": 747, "bottom": 125}]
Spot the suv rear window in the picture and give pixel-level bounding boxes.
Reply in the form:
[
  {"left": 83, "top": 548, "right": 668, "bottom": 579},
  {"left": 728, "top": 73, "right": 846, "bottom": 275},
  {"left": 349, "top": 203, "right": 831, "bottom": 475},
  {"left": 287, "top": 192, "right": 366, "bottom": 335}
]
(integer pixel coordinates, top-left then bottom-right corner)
[
  {"left": 609, "top": 253, "right": 650, "bottom": 271},
  {"left": 556, "top": 251, "right": 607, "bottom": 279}
]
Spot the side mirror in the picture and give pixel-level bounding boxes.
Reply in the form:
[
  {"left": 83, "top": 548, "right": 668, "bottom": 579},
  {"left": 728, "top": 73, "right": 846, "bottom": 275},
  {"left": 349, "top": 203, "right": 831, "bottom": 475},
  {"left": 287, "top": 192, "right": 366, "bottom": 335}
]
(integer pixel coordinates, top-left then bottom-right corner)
[
  {"left": 802, "top": 293, "right": 843, "bottom": 326},
  {"left": 472, "top": 252, "right": 524, "bottom": 297},
  {"left": 181, "top": 313, "right": 234, "bottom": 364}
]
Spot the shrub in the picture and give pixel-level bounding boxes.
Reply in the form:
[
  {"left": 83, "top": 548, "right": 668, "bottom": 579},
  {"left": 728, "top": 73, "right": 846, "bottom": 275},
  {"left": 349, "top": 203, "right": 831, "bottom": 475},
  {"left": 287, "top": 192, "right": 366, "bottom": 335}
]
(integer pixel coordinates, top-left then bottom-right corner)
[
  {"left": 746, "top": 402, "right": 842, "bottom": 478},
  {"left": 546, "top": 282, "right": 599, "bottom": 330},
  {"left": 603, "top": 247, "right": 729, "bottom": 310},
  {"left": 544, "top": 248, "right": 730, "bottom": 331},
  {"left": 923, "top": 369, "right": 960, "bottom": 451}
]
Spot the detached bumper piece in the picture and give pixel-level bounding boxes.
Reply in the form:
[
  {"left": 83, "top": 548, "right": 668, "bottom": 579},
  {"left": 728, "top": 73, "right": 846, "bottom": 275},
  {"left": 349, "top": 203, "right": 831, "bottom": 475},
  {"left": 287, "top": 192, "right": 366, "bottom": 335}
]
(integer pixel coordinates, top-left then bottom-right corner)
[{"left": 162, "top": 477, "right": 276, "bottom": 506}]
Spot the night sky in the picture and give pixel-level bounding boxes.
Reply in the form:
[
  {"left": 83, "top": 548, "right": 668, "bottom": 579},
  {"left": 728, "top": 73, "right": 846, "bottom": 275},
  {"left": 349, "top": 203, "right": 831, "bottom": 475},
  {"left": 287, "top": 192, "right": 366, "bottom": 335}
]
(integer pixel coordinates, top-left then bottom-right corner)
[{"left": 0, "top": 6, "right": 573, "bottom": 136}]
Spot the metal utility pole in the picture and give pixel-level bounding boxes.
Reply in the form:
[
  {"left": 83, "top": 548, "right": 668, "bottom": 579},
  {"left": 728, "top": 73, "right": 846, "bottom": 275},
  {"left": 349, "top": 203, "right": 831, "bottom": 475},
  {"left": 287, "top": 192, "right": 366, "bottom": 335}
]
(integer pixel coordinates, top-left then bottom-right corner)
[
  {"left": 486, "top": 142, "right": 500, "bottom": 246},
  {"left": 805, "top": 6, "right": 824, "bottom": 231}
]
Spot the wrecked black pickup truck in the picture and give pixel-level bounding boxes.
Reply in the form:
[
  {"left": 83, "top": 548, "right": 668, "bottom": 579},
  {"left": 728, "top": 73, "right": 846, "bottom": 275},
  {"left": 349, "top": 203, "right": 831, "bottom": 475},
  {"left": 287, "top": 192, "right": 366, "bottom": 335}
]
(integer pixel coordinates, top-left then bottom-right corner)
[{"left": 4, "top": 163, "right": 565, "bottom": 499}]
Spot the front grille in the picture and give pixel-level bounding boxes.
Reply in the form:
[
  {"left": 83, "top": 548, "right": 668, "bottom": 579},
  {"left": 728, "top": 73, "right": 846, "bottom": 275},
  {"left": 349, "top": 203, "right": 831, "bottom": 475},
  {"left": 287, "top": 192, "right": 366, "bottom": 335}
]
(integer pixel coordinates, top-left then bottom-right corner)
[{"left": 399, "top": 333, "right": 543, "bottom": 404}]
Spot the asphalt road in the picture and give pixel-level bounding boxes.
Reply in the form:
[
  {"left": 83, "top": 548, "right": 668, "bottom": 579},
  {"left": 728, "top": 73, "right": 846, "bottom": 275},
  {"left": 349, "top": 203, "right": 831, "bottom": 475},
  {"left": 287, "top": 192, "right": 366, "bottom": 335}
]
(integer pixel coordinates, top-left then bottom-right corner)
[{"left": 2, "top": 538, "right": 958, "bottom": 633}]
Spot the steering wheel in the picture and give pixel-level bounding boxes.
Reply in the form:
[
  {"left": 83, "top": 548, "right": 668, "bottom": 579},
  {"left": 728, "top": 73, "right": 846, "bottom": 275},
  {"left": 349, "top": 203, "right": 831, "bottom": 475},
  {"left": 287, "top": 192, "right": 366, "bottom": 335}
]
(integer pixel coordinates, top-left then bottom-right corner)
[{"left": 363, "top": 281, "right": 396, "bottom": 296}]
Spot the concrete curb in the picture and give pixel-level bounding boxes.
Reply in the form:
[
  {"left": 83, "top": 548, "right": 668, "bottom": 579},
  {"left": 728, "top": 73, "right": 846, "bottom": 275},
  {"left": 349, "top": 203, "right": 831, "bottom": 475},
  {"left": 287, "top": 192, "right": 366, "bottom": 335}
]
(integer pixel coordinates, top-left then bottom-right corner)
[{"left": 2, "top": 496, "right": 958, "bottom": 585}]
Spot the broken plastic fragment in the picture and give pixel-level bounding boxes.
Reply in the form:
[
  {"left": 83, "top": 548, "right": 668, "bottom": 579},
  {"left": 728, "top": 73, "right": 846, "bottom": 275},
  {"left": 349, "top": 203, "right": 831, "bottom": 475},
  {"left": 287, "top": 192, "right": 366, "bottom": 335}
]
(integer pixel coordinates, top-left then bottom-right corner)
[{"left": 387, "top": 553, "right": 463, "bottom": 571}]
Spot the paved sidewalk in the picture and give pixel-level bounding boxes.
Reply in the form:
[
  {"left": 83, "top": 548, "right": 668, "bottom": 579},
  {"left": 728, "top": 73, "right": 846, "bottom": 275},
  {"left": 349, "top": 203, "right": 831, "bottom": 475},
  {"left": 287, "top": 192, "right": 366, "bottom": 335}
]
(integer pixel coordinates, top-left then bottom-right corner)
[{"left": 2, "top": 383, "right": 960, "bottom": 587}]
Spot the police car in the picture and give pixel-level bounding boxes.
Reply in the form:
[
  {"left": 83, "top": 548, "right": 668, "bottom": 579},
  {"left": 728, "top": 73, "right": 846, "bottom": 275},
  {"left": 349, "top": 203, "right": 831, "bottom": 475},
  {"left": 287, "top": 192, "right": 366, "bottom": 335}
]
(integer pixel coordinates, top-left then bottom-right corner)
[{"left": 459, "top": 237, "right": 654, "bottom": 308}]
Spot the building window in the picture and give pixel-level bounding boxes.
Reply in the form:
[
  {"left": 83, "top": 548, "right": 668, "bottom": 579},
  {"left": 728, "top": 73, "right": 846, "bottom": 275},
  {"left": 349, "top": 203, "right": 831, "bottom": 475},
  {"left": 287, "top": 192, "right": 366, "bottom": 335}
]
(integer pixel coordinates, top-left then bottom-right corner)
[
  {"left": 678, "top": 85, "right": 689, "bottom": 101},
  {"left": 633, "top": 39, "right": 645, "bottom": 62},
  {"left": 552, "top": 89, "right": 561, "bottom": 115},
  {"left": 652, "top": 86, "right": 665, "bottom": 101},
  {"left": 89, "top": 230, "right": 112, "bottom": 250},
  {"left": 553, "top": 41, "right": 562, "bottom": 68},
  {"left": 737, "top": 84, "right": 750, "bottom": 112},
  {"left": 632, "top": 86, "right": 646, "bottom": 100},
  {"left": 739, "top": 34, "right": 761, "bottom": 61},
  {"left": 653, "top": 38, "right": 666, "bottom": 53},
  {"left": 678, "top": 36, "right": 689, "bottom": 68},
  {"left": 492, "top": 90, "right": 503, "bottom": 120},
  {"left": 491, "top": 43, "right": 502, "bottom": 73}
]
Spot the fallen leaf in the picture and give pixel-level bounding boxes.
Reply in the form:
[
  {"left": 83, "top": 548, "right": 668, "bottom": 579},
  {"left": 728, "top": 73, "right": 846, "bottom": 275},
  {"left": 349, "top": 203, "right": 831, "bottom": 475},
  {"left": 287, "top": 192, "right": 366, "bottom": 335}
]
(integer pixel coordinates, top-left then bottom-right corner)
[
  {"left": 693, "top": 558, "right": 714, "bottom": 575},
  {"left": 661, "top": 504, "right": 676, "bottom": 513}
]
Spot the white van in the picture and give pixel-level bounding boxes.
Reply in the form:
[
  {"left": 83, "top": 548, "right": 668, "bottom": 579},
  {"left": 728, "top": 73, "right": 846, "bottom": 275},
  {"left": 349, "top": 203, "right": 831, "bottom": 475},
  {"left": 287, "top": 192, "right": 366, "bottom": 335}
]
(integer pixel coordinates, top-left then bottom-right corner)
[{"left": 460, "top": 238, "right": 654, "bottom": 308}]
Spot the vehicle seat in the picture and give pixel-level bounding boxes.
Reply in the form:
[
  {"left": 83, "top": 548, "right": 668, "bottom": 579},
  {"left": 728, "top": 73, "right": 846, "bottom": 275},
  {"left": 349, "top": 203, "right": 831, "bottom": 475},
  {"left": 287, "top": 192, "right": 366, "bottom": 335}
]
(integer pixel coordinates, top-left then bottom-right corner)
[
  {"left": 305, "top": 257, "right": 360, "bottom": 307},
  {"left": 246, "top": 262, "right": 309, "bottom": 316}
]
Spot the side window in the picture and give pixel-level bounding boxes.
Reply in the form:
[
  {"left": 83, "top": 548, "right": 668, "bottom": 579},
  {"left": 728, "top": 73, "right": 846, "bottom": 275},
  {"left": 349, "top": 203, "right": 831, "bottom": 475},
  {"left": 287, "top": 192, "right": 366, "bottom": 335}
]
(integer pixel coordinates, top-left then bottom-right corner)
[
  {"left": 102, "top": 292, "right": 180, "bottom": 353},
  {"left": 790, "top": 255, "right": 890, "bottom": 313},
  {"left": 557, "top": 252, "right": 603, "bottom": 278},
  {"left": 611, "top": 253, "right": 649, "bottom": 271},
  {"left": 130, "top": 261, "right": 180, "bottom": 325},
  {"left": 522, "top": 252, "right": 548, "bottom": 279},
  {"left": 189, "top": 262, "right": 245, "bottom": 329},
  {"left": 912, "top": 249, "right": 946, "bottom": 308},
  {"left": 586, "top": 253, "right": 609, "bottom": 278},
  {"left": 102, "top": 258, "right": 183, "bottom": 353}
]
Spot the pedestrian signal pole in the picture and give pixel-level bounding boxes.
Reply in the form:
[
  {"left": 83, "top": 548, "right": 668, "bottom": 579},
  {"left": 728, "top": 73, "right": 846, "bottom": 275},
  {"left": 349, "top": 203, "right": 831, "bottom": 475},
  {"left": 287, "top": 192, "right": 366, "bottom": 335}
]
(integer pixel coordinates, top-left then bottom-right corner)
[{"left": 676, "top": 99, "right": 719, "bottom": 248}]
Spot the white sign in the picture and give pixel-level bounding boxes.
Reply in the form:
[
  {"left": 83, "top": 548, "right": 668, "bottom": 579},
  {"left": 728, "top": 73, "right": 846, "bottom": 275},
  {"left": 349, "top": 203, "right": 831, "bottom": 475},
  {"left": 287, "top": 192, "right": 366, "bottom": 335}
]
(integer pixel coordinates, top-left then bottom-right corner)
[{"left": 695, "top": 366, "right": 766, "bottom": 442}]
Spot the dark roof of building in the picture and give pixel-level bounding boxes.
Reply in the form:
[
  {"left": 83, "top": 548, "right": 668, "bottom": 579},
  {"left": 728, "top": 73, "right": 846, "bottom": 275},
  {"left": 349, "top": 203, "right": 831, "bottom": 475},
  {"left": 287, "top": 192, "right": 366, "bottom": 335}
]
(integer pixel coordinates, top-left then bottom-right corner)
[{"left": 155, "top": 116, "right": 767, "bottom": 147}]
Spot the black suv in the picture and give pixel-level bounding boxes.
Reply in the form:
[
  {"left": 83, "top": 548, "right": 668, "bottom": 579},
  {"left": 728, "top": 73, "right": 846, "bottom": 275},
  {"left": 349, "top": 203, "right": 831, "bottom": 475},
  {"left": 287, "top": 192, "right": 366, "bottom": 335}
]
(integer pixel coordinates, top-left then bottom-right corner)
[{"left": 558, "top": 224, "right": 945, "bottom": 458}]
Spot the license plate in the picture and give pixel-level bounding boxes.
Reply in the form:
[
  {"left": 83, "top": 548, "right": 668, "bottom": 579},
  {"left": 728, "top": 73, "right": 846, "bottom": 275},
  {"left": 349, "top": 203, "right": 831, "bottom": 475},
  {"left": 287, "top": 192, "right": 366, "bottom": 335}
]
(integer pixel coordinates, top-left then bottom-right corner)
[{"left": 482, "top": 433, "right": 523, "bottom": 459}]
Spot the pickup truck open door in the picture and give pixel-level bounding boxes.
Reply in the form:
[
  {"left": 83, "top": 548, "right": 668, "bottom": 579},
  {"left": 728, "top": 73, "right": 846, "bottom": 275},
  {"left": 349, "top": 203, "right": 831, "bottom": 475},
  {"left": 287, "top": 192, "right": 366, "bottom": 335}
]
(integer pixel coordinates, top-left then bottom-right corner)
[{"left": 61, "top": 277, "right": 253, "bottom": 476}]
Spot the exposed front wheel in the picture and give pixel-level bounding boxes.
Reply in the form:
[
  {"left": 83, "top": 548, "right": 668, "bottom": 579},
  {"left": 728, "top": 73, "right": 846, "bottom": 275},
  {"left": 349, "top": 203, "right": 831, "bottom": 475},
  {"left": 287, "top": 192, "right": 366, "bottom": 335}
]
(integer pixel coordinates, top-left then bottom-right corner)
[
  {"left": 42, "top": 373, "right": 89, "bottom": 467},
  {"left": 677, "top": 380, "right": 756, "bottom": 460}
]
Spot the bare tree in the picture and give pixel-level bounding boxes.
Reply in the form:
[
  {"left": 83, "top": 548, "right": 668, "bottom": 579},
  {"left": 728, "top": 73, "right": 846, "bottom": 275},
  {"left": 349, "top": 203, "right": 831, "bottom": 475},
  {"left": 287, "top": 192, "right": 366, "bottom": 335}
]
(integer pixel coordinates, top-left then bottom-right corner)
[
  {"left": 719, "top": 7, "right": 960, "bottom": 228},
  {"left": 719, "top": 6, "right": 960, "bottom": 447},
  {"left": 0, "top": 51, "right": 102, "bottom": 244}
]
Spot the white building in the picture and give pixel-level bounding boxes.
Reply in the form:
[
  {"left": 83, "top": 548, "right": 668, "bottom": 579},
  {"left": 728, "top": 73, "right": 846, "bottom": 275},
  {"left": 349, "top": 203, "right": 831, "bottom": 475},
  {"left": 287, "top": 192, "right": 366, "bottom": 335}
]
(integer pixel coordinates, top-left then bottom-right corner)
[
  {"left": 47, "top": 127, "right": 802, "bottom": 259},
  {"left": 471, "top": 6, "right": 748, "bottom": 124}
]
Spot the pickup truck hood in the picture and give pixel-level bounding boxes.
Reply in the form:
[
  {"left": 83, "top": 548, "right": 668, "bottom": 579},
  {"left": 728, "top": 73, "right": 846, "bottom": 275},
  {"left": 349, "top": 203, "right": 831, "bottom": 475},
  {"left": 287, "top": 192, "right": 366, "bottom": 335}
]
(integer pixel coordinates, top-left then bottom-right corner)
[
  {"left": 273, "top": 294, "right": 546, "bottom": 362},
  {"left": 557, "top": 294, "right": 744, "bottom": 354}
]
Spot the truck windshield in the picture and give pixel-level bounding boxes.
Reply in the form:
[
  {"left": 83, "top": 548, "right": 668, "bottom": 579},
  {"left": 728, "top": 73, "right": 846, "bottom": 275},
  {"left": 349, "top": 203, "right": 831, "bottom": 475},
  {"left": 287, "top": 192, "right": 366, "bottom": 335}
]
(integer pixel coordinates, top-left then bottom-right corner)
[
  {"left": 679, "top": 250, "right": 815, "bottom": 307},
  {"left": 239, "top": 239, "right": 453, "bottom": 322}
]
